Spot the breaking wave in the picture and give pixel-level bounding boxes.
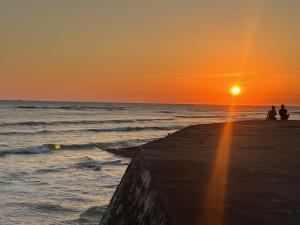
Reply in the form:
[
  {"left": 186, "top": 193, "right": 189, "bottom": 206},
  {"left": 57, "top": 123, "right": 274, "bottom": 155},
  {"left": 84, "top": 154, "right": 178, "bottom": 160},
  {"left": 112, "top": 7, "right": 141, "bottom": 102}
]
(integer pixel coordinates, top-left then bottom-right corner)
[
  {"left": 0, "top": 118, "right": 174, "bottom": 127},
  {"left": 16, "top": 105, "right": 127, "bottom": 111},
  {"left": 175, "top": 115, "right": 224, "bottom": 119},
  {"left": 0, "top": 145, "right": 52, "bottom": 156},
  {"left": 0, "top": 138, "right": 156, "bottom": 157},
  {"left": 0, "top": 125, "right": 182, "bottom": 136},
  {"left": 85, "top": 125, "right": 182, "bottom": 133}
]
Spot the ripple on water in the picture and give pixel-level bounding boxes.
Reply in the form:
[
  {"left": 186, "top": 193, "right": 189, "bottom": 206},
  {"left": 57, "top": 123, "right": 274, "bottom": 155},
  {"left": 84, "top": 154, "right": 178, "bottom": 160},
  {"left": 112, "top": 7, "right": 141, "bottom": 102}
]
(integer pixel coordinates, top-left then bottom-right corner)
[
  {"left": 35, "top": 167, "right": 66, "bottom": 174},
  {"left": 73, "top": 157, "right": 102, "bottom": 171},
  {"left": 6, "top": 202, "right": 79, "bottom": 214},
  {"left": 61, "top": 205, "right": 107, "bottom": 225}
]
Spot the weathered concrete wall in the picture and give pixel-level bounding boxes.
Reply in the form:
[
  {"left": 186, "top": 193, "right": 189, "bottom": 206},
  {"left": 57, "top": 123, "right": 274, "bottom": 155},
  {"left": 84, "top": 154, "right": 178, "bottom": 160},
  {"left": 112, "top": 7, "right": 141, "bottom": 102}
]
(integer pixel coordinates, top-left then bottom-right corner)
[
  {"left": 100, "top": 151, "right": 170, "bottom": 225},
  {"left": 100, "top": 121, "right": 300, "bottom": 225}
]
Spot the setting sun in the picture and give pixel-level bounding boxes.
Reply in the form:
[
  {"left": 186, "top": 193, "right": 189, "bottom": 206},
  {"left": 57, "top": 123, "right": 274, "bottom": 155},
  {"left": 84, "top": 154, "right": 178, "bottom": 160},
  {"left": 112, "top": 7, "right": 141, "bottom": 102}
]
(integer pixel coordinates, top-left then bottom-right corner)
[{"left": 231, "top": 86, "right": 241, "bottom": 96}]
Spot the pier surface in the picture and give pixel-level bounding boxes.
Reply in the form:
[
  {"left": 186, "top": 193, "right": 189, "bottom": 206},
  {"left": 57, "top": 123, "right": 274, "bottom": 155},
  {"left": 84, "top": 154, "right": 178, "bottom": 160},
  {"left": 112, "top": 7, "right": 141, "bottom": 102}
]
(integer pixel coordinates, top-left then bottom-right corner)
[{"left": 100, "top": 120, "right": 300, "bottom": 225}]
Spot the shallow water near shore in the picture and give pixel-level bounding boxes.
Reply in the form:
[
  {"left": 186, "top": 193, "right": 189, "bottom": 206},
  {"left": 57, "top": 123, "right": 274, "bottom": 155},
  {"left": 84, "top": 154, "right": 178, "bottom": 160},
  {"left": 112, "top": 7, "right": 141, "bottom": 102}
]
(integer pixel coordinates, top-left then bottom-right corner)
[{"left": 1, "top": 101, "right": 299, "bottom": 225}]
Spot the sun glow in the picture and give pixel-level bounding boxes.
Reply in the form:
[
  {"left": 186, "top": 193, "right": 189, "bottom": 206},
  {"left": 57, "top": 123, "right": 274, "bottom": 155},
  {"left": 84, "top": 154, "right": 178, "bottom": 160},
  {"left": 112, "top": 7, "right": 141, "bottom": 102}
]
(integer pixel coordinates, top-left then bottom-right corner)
[{"left": 230, "top": 86, "right": 241, "bottom": 96}]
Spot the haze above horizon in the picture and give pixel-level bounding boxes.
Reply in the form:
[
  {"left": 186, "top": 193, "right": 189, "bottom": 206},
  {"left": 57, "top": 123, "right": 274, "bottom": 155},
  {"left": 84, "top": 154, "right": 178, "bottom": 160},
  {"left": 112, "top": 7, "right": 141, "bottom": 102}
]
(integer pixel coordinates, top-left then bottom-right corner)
[{"left": 1, "top": 0, "right": 299, "bottom": 105}]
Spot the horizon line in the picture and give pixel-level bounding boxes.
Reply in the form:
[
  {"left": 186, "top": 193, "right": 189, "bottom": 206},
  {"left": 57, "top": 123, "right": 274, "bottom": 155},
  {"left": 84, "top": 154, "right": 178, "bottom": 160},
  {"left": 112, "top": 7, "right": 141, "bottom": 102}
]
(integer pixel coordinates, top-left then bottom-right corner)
[{"left": 0, "top": 98, "right": 299, "bottom": 108}]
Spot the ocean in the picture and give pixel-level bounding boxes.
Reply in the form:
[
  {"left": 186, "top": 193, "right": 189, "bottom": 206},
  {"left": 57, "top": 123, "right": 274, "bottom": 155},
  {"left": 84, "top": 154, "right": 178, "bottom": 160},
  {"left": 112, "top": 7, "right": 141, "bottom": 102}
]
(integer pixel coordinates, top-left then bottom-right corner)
[{"left": 1, "top": 101, "right": 299, "bottom": 225}]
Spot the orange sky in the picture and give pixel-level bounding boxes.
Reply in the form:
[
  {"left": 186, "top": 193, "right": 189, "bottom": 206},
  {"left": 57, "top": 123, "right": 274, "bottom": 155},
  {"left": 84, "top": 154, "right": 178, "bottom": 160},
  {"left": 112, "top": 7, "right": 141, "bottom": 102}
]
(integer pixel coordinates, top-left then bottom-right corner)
[{"left": 0, "top": 0, "right": 299, "bottom": 105}]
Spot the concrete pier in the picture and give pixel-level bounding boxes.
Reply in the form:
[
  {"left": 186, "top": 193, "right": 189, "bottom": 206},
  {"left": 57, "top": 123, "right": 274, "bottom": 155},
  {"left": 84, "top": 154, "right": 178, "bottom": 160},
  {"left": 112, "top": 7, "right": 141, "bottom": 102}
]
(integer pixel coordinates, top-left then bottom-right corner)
[{"left": 100, "top": 120, "right": 300, "bottom": 225}]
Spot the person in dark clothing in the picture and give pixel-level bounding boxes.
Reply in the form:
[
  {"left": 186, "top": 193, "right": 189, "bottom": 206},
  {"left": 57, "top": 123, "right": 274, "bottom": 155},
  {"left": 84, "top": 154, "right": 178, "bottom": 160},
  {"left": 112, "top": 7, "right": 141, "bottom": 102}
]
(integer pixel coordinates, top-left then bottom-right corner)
[
  {"left": 279, "top": 105, "right": 289, "bottom": 120},
  {"left": 267, "top": 106, "right": 277, "bottom": 120}
]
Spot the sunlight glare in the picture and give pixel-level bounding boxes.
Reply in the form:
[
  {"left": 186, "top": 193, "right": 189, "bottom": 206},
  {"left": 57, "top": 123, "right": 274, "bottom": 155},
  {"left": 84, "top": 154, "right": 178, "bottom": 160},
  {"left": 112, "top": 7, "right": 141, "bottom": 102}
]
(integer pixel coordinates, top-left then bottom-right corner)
[{"left": 231, "top": 86, "right": 241, "bottom": 96}]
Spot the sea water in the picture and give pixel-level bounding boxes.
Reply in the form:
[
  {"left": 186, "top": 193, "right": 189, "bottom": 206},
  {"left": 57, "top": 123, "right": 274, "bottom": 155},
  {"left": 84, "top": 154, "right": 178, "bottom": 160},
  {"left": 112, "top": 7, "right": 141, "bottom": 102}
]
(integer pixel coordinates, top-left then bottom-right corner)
[{"left": 0, "top": 101, "right": 299, "bottom": 225}]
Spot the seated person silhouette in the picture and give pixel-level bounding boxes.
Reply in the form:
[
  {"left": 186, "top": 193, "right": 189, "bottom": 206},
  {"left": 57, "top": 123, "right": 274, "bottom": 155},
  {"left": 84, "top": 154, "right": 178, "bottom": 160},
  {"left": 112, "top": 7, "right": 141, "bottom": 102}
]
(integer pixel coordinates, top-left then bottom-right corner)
[
  {"left": 279, "top": 105, "right": 289, "bottom": 120},
  {"left": 266, "top": 106, "right": 277, "bottom": 120}
]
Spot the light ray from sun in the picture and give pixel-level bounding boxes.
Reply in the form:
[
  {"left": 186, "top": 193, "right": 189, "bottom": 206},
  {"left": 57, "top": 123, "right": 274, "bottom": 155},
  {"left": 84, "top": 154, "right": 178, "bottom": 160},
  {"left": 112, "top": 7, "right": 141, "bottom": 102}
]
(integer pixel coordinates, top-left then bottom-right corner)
[
  {"left": 236, "top": 0, "right": 266, "bottom": 90},
  {"left": 240, "top": 0, "right": 266, "bottom": 70},
  {"left": 201, "top": 104, "right": 235, "bottom": 225}
]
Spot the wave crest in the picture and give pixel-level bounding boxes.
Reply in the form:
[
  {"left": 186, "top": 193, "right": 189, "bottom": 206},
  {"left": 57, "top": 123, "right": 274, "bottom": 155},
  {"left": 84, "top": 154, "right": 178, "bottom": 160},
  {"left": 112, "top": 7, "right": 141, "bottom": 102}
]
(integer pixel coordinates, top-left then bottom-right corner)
[
  {"left": 0, "top": 138, "right": 157, "bottom": 157},
  {"left": 0, "top": 125, "right": 181, "bottom": 136},
  {"left": 0, "top": 118, "right": 174, "bottom": 127}
]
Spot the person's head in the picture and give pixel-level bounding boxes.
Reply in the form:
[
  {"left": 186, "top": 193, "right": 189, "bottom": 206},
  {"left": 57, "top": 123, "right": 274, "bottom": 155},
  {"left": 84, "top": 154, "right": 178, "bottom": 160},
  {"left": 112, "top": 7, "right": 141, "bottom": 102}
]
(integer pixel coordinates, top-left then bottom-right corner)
[
  {"left": 281, "top": 104, "right": 285, "bottom": 109},
  {"left": 272, "top": 106, "right": 275, "bottom": 110}
]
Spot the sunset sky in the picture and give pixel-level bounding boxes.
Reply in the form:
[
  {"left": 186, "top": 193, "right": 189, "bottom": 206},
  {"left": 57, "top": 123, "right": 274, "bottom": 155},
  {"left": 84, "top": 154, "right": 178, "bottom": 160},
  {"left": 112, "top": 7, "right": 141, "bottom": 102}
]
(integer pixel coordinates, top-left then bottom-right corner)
[{"left": 1, "top": 0, "right": 299, "bottom": 105}]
